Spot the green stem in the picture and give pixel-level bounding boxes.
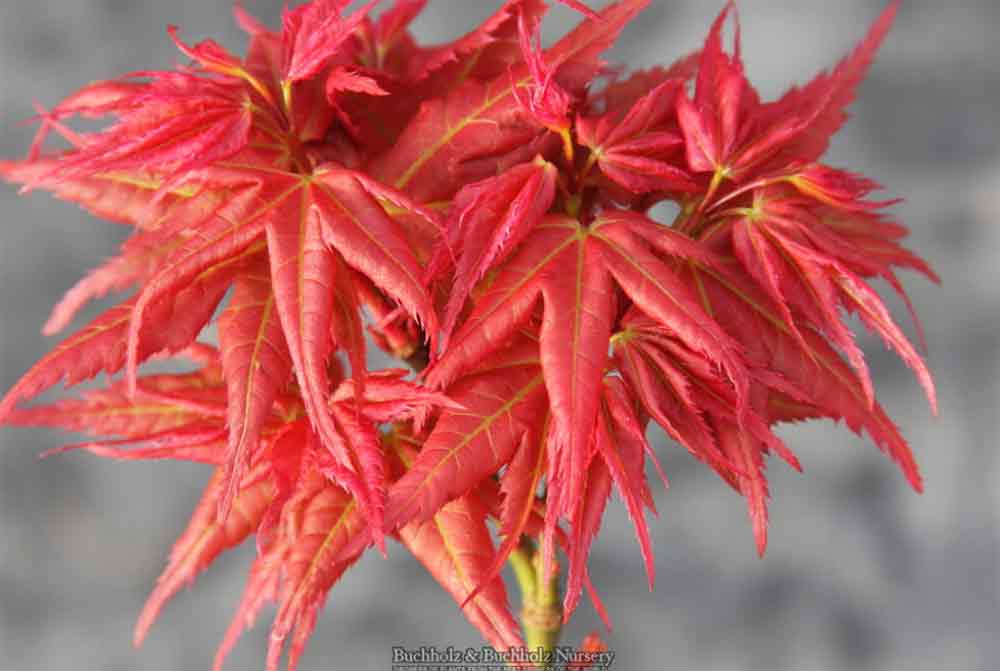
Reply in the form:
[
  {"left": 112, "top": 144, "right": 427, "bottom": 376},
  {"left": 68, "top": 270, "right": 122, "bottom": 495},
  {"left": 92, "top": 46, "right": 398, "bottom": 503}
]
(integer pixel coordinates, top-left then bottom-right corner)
[{"left": 509, "top": 537, "right": 562, "bottom": 670}]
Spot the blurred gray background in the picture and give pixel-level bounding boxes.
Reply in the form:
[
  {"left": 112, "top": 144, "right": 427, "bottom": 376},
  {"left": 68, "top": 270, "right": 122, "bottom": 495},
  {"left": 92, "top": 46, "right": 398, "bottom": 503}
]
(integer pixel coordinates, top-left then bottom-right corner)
[{"left": 1, "top": 1, "right": 997, "bottom": 670}]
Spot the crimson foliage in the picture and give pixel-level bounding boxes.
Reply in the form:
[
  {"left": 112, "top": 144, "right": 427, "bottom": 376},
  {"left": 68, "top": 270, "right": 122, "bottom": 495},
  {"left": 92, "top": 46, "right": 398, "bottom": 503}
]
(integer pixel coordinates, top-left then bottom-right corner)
[{"left": 1, "top": 1, "right": 935, "bottom": 669}]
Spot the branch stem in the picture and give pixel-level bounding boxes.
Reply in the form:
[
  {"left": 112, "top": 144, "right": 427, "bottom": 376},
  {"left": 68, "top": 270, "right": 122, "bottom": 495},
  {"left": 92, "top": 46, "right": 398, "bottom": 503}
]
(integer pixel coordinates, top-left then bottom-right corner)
[{"left": 509, "top": 536, "right": 562, "bottom": 669}]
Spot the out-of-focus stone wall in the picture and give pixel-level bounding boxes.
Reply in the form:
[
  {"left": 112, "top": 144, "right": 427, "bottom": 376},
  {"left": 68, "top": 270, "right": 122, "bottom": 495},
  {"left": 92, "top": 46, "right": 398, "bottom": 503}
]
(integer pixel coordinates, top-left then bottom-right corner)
[{"left": 1, "top": 2, "right": 996, "bottom": 670}]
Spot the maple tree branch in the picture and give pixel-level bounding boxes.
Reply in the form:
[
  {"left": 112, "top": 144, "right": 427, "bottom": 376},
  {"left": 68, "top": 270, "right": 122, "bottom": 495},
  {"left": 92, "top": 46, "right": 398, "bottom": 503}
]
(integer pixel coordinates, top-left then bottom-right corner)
[{"left": 510, "top": 536, "right": 562, "bottom": 669}]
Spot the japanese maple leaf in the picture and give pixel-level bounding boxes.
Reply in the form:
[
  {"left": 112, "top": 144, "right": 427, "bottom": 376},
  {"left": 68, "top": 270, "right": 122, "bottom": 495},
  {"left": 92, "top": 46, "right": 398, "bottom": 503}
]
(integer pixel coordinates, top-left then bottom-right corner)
[
  {"left": 675, "top": 2, "right": 900, "bottom": 201},
  {"left": 576, "top": 69, "right": 698, "bottom": 195},
  {"left": 689, "top": 261, "right": 926, "bottom": 492},
  {"left": 613, "top": 307, "right": 803, "bottom": 555},
  {"left": 423, "top": 212, "right": 748, "bottom": 614},
  {"left": 27, "top": 68, "right": 253, "bottom": 188},
  {"left": 718, "top": 186, "right": 935, "bottom": 413},
  {"left": 0, "top": 162, "right": 440, "bottom": 537}
]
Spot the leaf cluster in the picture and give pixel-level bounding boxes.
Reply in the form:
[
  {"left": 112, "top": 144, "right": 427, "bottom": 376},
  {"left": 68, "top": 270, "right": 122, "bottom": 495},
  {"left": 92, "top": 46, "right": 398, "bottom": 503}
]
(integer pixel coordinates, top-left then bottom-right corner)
[{"left": 0, "top": 1, "right": 934, "bottom": 669}]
